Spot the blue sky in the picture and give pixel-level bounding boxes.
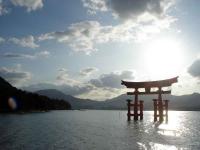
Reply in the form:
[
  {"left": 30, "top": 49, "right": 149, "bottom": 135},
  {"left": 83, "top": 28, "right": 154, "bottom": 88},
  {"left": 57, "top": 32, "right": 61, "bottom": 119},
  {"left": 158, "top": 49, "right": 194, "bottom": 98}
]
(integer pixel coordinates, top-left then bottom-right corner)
[{"left": 0, "top": 0, "right": 200, "bottom": 100}]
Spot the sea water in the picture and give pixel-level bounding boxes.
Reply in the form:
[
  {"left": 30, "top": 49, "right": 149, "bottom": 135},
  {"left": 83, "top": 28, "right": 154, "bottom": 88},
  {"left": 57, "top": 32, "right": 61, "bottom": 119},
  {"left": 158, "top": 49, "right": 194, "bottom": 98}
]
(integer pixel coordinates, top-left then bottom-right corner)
[{"left": 0, "top": 110, "right": 200, "bottom": 150}]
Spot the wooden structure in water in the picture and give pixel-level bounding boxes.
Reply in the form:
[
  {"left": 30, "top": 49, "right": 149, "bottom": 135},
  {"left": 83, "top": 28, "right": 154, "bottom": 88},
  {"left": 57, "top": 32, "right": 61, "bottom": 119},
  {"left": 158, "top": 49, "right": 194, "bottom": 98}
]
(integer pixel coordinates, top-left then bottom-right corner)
[{"left": 121, "top": 77, "right": 178, "bottom": 122}]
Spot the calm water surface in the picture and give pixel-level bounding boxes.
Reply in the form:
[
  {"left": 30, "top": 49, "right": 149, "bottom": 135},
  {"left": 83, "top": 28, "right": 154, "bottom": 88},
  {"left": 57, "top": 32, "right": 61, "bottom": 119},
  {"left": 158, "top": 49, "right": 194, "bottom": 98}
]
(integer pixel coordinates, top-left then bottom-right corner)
[{"left": 0, "top": 110, "right": 200, "bottom": 150}]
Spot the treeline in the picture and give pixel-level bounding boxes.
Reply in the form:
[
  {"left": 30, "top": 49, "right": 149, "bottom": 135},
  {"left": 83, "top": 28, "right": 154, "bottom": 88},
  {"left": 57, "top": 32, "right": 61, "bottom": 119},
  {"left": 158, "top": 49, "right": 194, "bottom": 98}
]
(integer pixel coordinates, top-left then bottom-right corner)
[{"left": 0, "top": 77, "right": 71, "bottom": 112}]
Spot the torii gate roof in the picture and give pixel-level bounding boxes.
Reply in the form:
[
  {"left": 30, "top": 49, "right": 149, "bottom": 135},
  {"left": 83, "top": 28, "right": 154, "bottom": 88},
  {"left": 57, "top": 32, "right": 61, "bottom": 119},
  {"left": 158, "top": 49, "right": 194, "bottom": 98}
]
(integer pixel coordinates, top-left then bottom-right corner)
[{"left": 121, "top": 76, "right": 178, "bottom": 89}]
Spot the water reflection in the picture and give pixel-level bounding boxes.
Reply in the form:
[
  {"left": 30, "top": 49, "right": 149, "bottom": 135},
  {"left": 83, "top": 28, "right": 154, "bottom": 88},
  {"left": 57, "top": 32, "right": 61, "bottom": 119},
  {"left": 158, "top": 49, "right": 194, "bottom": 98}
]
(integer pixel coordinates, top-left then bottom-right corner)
[
  {"left": 149, "top": 142, "right": 178, "bottom": 150},
  {"left": 131, "top": 111, "right": 187, "bottom": 149},
  {"left": 0, "top": 110, "right": 198, "bottom": 149},
  {"left": 155, "top": 111, "right": 184, "bottom": 137}
]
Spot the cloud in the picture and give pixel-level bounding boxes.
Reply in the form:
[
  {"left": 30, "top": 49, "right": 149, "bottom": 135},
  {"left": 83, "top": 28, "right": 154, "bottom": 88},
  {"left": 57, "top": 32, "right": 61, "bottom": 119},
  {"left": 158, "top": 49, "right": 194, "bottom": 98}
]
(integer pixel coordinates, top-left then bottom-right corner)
[
  {"left": 1, "top": 51, "right": 50, "bottom": 59},
  {"left": 82, "top": 0, "right": 108, "bottom": 14},
  {"left": 56, "top": 68, "right": 70, "bottom": 84},
  {"left": 82, "top": 0, "right": 175, "bottom": 22},
  {"left": 24, "top": 82, "right": 94, "bottom": 97},
  {"left": 77, "top": 87, "right": 123, "bottom": 100},
  {"left": 1, "top": 53, "right": 35, "bottom": 59},
  {"left": 35, "top": 50, "right": 50, "bottom": 58},
  {"left": 188, "top": 59, "right": 200, "bottom": 79},
  {"left": 89, "top": 70, "right": 135, "bottom": 88},
  {"left": 0, "top": 0, "right": 9, "bottom": 16},
  {"left": 11, "top": 0, "right": 44, "bottom": 12},
  {"left": 23, "top": 68, "right": 94, "bottom": 96},
  {"left": 38, "top": 21, "right": 101, "bottom": 55},
  {"left": 56, "top": 68, "right": 95, "bottom": 95},
  {"left": 79, "top": 67, "right": 98, "bottom": 76},
  {"left": 38, "top": 18, "right": 175, "bottom": 54},
  {"left": 23, "top": 70, "right": 134, "bottom": 100},
  {"left": 81, "top": 0, "right": 176, "bottom": 44},
  {"left": 0, "top": 36, "right": 5, "bottom": 43},
  {"left": 109, "top": 0, "right": 174, "bottom": 21},
  {"left": 9, "top": 35, "right": 39, "bottom": 49},
  {"left": 0, "top": 66, "right": 31, "bottom": 86}
]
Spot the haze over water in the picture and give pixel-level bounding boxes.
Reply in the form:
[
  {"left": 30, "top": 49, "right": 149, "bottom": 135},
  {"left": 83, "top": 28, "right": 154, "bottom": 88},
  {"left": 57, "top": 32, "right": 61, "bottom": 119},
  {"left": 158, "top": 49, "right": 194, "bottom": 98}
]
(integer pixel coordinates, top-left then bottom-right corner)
[{"left": 0, "top": 110, "right": 199, "bottom": 150}]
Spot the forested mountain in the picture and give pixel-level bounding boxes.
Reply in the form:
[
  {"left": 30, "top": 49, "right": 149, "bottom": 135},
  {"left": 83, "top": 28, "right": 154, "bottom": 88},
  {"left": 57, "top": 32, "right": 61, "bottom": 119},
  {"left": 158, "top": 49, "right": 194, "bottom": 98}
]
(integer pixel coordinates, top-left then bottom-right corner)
[{"left": 0, "top": 77, "right": 71, "bottom": 112}]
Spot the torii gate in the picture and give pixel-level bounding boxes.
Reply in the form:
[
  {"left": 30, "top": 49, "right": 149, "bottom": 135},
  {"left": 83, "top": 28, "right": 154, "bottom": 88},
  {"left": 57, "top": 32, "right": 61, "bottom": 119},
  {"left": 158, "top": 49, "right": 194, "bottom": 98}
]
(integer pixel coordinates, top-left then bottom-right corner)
[{"left": 121, "top": 76, "right": 178, "bottom": 122}]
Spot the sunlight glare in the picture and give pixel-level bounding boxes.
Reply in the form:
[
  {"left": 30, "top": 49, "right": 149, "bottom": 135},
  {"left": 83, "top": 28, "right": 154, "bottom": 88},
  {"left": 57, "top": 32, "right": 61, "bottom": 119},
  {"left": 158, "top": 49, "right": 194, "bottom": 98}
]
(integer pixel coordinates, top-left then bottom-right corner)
[{"left": 144, "top": 38, "right": 184, "bottom": 80}]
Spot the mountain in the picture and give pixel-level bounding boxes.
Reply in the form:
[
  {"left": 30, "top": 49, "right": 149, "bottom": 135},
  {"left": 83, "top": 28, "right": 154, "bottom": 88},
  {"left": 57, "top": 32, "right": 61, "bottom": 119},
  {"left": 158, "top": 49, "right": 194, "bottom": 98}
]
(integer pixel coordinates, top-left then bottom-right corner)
[
  {"left": 0, "top": 76, "right": 71, "bottom": 112},
  {"left": 36, "top": 89, "right": 100, "bottom": 109},
  {"left": 103, "top": 93, "right": 200, "bottom": 110},
  {"left": 0, "top": 76, "right": 13, "bottom": 89},
  {"left": 36, "top": 89, "right": 200, "bottom": 110}
]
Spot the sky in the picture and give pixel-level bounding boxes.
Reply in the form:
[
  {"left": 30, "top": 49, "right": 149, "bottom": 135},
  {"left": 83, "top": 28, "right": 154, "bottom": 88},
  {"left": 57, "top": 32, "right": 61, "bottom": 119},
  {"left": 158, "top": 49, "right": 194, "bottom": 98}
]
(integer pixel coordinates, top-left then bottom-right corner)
[{"left": 0, "top": 0, "right": 200, "bottom": 100}]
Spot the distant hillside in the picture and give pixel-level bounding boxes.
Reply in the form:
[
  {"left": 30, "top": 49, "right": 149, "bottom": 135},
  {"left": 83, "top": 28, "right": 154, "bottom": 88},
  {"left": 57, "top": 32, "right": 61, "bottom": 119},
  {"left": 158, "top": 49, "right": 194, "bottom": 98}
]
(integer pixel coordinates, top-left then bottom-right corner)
[
  {"left": 36, "top": 89, "right": 200, "bottom": 110},
  {"left": 0, "top": 77, "right": 71, "bottom": 112},
  {"left": 36, "top": 89, "right": 99, "bottom": 109},
  {"left": 103, "top": 93, "right": 200, "bottom": 110}
]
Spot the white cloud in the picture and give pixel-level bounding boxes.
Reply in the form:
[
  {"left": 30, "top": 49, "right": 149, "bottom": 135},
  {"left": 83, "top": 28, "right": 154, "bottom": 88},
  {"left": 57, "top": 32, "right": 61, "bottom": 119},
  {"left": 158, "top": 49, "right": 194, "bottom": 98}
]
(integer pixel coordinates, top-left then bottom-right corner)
[
  {"left": 6, "top": 19, "right": 170, "bottom": 54},
  {"left": 11, "top": 0, "right": 43, "bottom": 12},
  {"left": 35, "top": 50, "right": 50, "bottom": 58},
  {"left": 54, "top": 68, "right": 95, "bottom": 95},
  {"left": 80, "top": 0, "right": 176, "bottom": 44},
  {"left": 79, "top": 67, "right": 98, "bottom": 76},
  {"left": 0, "top": 0, "right": 9, "bottom": 16},
  {"left": 38, "top": 21, "right": 101, "bottom": 55},
  {"left": 82, "top": 0, "right": 108, "bottom": 14},
  {"left": 38, "top": 18, "right": 175, "bottom": 54},
  {"left": 77, "top": 87, "right": 123, "bottom": 100},
  {"left": 0, "top": 66, "right": 31, "bottom": 86},
  {"left": 9, "top": 35, "right": 39, "bottom": 49},
  {"left": 56, "top": 68, "right": 70, "bottom": 84}
]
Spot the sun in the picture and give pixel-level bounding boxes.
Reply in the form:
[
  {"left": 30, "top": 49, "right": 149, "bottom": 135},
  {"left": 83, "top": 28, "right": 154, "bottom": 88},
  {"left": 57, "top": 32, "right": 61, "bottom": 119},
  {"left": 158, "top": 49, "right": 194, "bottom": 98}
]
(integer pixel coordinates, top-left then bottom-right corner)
[{"left": 143, "top": 38, "right": 184, "bottom": 80}]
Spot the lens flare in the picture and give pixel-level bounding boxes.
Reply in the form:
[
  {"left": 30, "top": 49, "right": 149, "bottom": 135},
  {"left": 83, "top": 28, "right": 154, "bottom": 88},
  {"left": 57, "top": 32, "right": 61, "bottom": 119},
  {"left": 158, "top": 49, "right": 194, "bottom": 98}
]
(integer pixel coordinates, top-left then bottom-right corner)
[{"left": 8, "top": 97, "right": 18, "bottom": 110}]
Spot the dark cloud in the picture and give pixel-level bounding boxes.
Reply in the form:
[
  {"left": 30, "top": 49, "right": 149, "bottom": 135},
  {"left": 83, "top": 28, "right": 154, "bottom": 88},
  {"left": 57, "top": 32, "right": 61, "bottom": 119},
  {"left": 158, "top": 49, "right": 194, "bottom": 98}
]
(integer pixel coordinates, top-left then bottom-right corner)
[
  {"left": 1, "top": 53, "right": 34, "bottom": 59},
  {"left": 109, "top": 0, "right": 170, "bottom": 20},
  {"left": 82, "top": 0, "right": 174, "bottom": 21},
  {"left": 0, "top": 67, "right": 31, "bottom": 85},
  {"left": 1, "top": 51, "right": 50, "bottom": 59},
  {"left": 188, "top": 59, "right": 200, "bottom": 78},
  {"left": 24, "top": 70, "right": 134, "bottom": 96},
  {"left": 24, "top": 68, "right": 96, "bottom": 96},
  {"left": 89, "top": 70, "right": 134, "bottom": 88}
]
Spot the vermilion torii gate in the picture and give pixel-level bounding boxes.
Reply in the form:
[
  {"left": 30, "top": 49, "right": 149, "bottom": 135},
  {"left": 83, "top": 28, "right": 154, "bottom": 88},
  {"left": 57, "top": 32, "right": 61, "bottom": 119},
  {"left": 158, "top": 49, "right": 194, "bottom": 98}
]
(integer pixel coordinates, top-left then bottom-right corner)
[{"left": 121, "top": 76, "right": 178, "bottom": 122}]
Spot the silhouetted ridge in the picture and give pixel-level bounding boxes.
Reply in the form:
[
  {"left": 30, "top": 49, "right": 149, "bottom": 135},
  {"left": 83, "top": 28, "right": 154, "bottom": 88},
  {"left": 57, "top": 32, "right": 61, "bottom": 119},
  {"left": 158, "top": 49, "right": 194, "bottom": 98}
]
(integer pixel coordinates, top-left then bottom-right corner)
[
  {"left": 0, "top": 76, "right": 71, "bottom": 112},
  {"left": 36, "top": 89, "right": 200, "bottom": 110},
  {"left": 36, "top": 89, "right": 99, "bottom": 109},
  {"left": 0, "top": 76, "right": 13, "bottom": 89}
]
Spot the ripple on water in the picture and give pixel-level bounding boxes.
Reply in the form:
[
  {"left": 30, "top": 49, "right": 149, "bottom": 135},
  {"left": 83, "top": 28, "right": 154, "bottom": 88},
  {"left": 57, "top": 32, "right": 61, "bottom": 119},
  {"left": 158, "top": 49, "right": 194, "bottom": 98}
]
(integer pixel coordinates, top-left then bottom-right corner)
[{"left": 0, "top": 110, "right": 200, "bottom": 149}]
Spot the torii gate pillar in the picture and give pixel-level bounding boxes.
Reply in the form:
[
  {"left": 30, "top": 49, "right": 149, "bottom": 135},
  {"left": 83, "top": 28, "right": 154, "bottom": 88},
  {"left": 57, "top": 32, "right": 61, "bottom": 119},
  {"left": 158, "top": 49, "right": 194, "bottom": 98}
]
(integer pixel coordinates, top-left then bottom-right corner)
[{"left": 122, "top": 77, "right": 178, "bottom": 122}]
